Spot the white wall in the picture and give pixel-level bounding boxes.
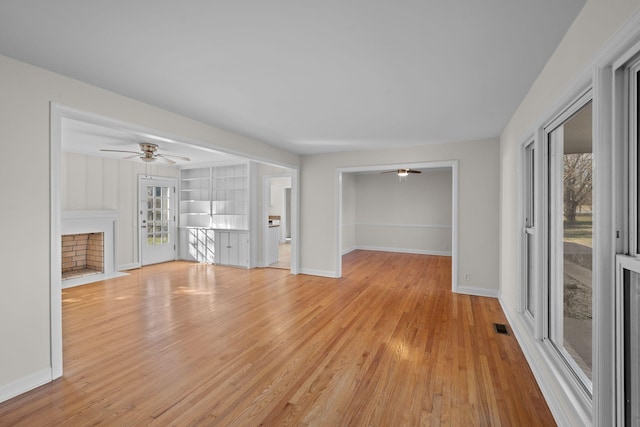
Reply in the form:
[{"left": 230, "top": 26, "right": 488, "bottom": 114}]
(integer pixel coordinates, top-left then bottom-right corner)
[
  {"left": 499, "top": 0, "right": 640, "bottom": 425},
  {"left": 353, "top": 169, "right": 451, "bottom": 255},
  {"left": 0, "top": 53, "right": 299, "bottom": 401},
  {"left": 300, "top": 138, "right": 499, "bottom": 295},
  {"left": 341, "top": 173, "right": 357, "bottom": 254},
  {"left": 61, "top": 152, "right": 179, "bottom": 269}
]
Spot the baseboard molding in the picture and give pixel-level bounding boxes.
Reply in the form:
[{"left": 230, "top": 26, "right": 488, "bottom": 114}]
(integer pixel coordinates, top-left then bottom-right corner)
[
  {"left": 454, "top": 285, "right": 499, "bottom": 298},
  {"left": 498, "top": 298, "right": 591, "bottom": 427},
  {"left": 354, "top": 246, "right": 452, "bottom": 257},
  {"left": 0, "top": 368, "right": 51, "bottom": 404},
  {"left": 118, "top": 263, "right": 140, "bottom": 271},
  {"left": 299, "top": 268, "right": 339, "bottom": 278},
  {"left": 341, "top": 247, "right": 357, "bottom": 255}
]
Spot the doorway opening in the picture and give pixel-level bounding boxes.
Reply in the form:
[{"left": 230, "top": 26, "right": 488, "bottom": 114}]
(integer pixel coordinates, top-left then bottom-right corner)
[
  {"left": 50, "top": 104, "right": 300, "bottom": 379},
  {"left": 262, "top": 173, "right": 293, "bottom": 270},
  {"left": 336, "top": 161, "right": 458, "bottom": 290}
]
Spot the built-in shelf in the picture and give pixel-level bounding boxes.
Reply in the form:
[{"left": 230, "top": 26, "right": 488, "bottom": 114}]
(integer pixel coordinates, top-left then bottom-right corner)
[{"left": 178, "top": 162, "right": 250, "bottom": 263}]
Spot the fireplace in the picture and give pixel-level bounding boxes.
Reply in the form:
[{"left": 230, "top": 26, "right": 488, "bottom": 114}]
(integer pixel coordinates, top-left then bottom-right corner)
[
  {"left": 61, "top": 232, "right": 104, "bottom": 279},
  {"left": 61, "top": 210, "right": 124, "bottom": 287}
]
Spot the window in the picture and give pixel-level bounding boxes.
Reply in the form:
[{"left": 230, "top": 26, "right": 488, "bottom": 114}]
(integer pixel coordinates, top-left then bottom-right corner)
[
  {"left": 546, "top": 95, "right": 593, "bottom": 392},
  {"left": 522, "top": 140, "right": 536, "bottom": 321}
]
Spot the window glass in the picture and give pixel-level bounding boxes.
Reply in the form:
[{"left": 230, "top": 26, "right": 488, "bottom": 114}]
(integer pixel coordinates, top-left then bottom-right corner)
[{"left": 548, "top": 101, "right": 593, "bottom": 387}]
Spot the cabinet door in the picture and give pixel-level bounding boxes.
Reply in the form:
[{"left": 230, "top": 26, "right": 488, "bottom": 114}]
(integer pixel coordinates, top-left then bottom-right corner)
[
  {"left": 228, "top": 232, "right": 240, "bottom": 266},
  {"left": 238, "top": 232, "right": 250, "bottom": 267},
  {"left": 217, "top": 231, "right": 229, "bottom": 265}
]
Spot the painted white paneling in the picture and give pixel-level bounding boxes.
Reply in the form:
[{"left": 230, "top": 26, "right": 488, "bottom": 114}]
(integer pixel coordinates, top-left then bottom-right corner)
[
  {"left": 66, "top": 152, "right": 86, "bottom": 209},
  {"left": 85, "top": 155, "right": 103, "bottom": 210},
  {"left": 102, "top": 158, "right": 119, "bottom": 209},
  {"left": 61, "top": 152, "right": 178, "bottom": 269}
]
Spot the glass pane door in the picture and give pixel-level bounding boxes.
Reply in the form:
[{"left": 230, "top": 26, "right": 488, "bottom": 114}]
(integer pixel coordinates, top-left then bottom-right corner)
[
  {"left": 140, "top": 177, "right": 176, "bottom": 266},
  {"left": 146, "top": 185, "right": 171, "bottom": 246}
]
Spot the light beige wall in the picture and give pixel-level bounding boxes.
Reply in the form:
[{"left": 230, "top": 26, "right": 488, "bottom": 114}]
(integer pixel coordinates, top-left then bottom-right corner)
[
  {"left": 301, "top": 138, "right": 499, "bottom": 292},
  {"left": 354, "top": 169, "right": 452, "bottom": 255},
  {"left": 500, "top": 0, "right": 640, "bottom": 310},
  {"left": 61, "top": 152, "right": 179, "bottom": 268},
  {"left": 0, "top": 54, "right": 298, "bottom": 393},
  {"left": 341, "top": 173, "right": 357, "bottom": 253}
]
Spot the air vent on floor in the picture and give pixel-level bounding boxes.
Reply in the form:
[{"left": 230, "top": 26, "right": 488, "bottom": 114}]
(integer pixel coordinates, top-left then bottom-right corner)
[{"left": 493, "top": 323, "right": 509, "bottom": 335}]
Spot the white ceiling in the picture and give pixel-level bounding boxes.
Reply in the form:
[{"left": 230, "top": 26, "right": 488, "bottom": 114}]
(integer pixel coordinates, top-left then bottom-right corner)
[
  {"left": 0, "top": 1, "right": 585, "bottom": 155},
  {"left": 61, "top": 117, "right": 240, "bottom": 167}
]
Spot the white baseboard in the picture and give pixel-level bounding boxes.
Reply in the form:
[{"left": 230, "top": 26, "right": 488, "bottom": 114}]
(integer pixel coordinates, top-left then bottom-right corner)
[
  {"left": 354, "top": 245, "right": 452, "bottom": 256},
  {"left": 454, "top": 285, "right": 499, "bottom": 298},
  {"left": 341, "top": 246, "right": 357, "bottom": 255},
  {"left": 498, "top": 298, "right": 591, "bottom": 427},
  {"left": 299, "top": 268, "right": 339, "bottom": 278},
  {"left": 0, "top": 368, "right": 51, "bottom": 404},
  {"left": 118, "top": 262, "right": 140, "bottom": 271}
]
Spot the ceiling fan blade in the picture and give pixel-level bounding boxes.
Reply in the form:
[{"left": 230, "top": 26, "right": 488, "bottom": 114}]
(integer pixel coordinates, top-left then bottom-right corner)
[
  {"left": 157, "top": 153, "right": 190, "bottom": 162},
  {"left": 381, "top": 170, "right": 397, "bottom": 174},
  {"left": 100, "top": 149, "right": 142, "bottom": 155},
  {"left": 157, "top": 156, "right": 176, "bottom": 165},
  {"left": 407, "top": 170, "right": 422, "bottom": 173}
]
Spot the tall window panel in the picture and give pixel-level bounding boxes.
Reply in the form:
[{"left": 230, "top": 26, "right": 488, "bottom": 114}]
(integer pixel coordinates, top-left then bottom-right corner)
[
  {"left": 523, "top": 140, "right": 536, "bottom": 320},
  {"left": 548, "top": 99, "right": 593, "bottom": 392}
]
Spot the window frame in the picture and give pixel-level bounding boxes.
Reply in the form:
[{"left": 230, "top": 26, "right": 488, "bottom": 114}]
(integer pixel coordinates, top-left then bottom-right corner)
[
  {"left": 520, "top": 137, "right": 537, "bottom": 332},
  {"left": 541, "top": 88, "right": 595, "bottom": 399}
]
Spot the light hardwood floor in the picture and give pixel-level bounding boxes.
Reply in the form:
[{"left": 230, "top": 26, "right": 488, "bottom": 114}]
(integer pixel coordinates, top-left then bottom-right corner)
[{"left": 0, "top": 251, "right": 555, "bottom": 426}]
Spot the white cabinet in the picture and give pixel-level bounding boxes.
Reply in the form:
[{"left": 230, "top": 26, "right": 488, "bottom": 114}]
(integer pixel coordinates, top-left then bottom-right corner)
[
  {"left": 179, "top": 228, "right": 215, "bottom": 263},
  {"left": 215, "top": 230, "right": 250, "bottom": 268}
]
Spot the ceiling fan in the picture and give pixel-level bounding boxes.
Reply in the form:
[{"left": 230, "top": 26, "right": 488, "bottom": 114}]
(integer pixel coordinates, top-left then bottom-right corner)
[
  {"left": 100, "top": 142, "right": 190, "bottom": 165},
  {"left": 381, "top": 168, "right": 422, "bottom": 178}
]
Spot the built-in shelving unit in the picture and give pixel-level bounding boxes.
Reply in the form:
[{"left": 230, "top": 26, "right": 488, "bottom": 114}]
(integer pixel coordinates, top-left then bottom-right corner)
[{"left": 178, "top": 162, "right": 250, "bottom": 267}]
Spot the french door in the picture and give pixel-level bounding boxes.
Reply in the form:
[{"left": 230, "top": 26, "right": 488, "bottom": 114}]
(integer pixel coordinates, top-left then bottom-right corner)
[{"left": 139, "top": 176, "right": 177, "bottom": 266}]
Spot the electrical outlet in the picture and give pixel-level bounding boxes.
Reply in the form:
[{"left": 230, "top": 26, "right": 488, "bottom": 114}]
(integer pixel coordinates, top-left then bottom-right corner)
[{"left": 464, "top": 273, "right": 470, "bottom": 281}]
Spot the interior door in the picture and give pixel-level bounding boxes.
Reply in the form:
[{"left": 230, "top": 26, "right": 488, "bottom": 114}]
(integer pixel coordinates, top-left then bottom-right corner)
[{"left": 139, "top": 177, "right": 177, "bottom": 266}]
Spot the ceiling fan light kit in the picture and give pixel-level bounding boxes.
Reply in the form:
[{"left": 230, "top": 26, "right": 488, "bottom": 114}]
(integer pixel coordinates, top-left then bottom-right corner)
[{"left": 381, "top": 168, "right": 422, "bottom": 181}]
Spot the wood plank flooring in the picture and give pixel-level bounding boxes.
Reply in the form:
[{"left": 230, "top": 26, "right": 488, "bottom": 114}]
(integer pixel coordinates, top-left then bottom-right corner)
[{"left": 0, "top": 251, "right": 555, "bottom": 426}]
